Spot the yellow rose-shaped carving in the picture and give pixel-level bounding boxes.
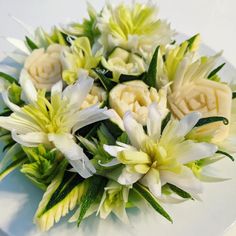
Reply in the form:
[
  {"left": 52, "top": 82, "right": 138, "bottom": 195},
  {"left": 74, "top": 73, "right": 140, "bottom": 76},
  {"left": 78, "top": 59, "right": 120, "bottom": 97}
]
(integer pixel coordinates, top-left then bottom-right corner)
[
  {"left": 81, "top": 85, "right": 107, "bottom": 109},
  {"left": 24, "top": 44, "right": 63, "bottom": 91},
  {"left": 109, "top": 80, "right": 167, "bottom": 125},
  {"left": 168, "top": 78, "right": 232, "bottom": 142}
]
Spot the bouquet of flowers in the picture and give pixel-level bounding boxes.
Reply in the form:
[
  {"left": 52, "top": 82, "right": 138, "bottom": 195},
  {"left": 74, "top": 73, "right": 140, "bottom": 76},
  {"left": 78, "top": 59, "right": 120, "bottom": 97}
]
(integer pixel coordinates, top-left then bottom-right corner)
[{"left": 0, "top": 1, "right": 235, "bottom": 232}]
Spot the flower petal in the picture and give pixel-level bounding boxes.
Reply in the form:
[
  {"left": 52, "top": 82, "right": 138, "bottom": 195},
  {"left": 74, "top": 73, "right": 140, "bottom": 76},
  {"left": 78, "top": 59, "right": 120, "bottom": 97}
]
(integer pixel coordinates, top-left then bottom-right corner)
[
  {"left": 19, "top": 69, "right": 37, "bottom": 104},
  {"left": 118, "top": 167, "right": 142, "bottom": 185},
  {"left": 103, "top": 144, "right": 126, "bottom": 157},
  {"left": 175, "top": 141, "right": 218, "bottom": 164},
  {"left": 48, "top": 133, "right": 96, "bottom": 178},
  {"left": 1, "top": 90, "right": 21, "bottom": 112},
  {"left": 147, "top": 103, "right": 162, "bottom": 141},
  {"left": 12, "top": 130, "right": 48, "bottom": 147},
  {"left": 160, "top": 166, "right": 203, "bottom": 196},
  {"left": 175, "top": 112, "right": 202, "bottom": 137},
  {"left": 140, "top": 168, "right": 162, "bottom": 197},
  {"left": 123, "top": 111, "right": 147, "bottom": 149}
]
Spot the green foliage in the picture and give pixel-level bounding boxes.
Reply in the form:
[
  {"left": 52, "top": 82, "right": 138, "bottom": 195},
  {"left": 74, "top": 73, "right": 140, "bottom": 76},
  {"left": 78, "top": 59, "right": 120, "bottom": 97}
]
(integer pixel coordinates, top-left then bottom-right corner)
[
  {"left": 0, "top": 71, "right": 18, "bottom": 84},
  {"left": 166, "top": 184, "right": 192, "bottom": 199},
  {"left": 195, "top": 116, "right": 229, "bottom": 127},
  {"left": 25, "top": 36, "right": 39, "bottom": 50},
  {"left": 21, "top": 145, "right": 64, "bottom": 190},
  {"left": 8, "top": 83, "right": 22, "bottom": 105}
]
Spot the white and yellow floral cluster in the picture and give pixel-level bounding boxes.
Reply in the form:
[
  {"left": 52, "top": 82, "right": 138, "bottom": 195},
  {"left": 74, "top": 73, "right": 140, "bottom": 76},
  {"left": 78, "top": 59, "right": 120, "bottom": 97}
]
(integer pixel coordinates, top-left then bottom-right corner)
[{"left": 0, "top": 1, "right": 235, "bottom": 232}]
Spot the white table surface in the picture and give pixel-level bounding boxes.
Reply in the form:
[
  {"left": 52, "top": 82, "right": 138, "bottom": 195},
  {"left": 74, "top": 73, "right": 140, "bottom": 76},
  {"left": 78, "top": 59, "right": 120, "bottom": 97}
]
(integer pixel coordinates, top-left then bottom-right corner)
[{"left": 0, "top": 0, "right": 236, "bottom": 236}]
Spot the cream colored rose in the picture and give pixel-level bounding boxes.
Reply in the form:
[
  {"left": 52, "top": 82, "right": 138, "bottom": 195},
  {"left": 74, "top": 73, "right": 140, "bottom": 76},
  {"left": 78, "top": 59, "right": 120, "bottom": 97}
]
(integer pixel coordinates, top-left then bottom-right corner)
[
  {"left": 168, "top": 78, "right": 232, "bottom": 142},
  {"left": 81, "top": 84, "right": 107, "bottom": 109},
  {"left": 109, "top": 80, "right": 167, "bottom": 125},
  {"left": 24, "top": 44, "right": 63, "bottom": 91}
]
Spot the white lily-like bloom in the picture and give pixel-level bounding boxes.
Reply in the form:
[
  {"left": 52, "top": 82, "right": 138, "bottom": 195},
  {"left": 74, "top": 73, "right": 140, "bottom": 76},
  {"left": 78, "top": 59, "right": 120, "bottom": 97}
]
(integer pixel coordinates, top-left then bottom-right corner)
[
  {"left": 0, "top": 71, "right": 109, "bottom": 178},
  {"left": 104, "top": 104, "right": 218, "bottom": 198}
]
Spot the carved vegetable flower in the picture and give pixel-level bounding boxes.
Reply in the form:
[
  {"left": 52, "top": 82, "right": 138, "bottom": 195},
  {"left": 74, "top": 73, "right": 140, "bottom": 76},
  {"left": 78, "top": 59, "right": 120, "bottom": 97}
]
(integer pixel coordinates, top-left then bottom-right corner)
[
  {"left": 109, "top": 80, "right": 168, "bottom": 125},
  {"left": 101, "top": 47, "right": 146, "bottom": 82},
  {"left": 167, "top": 52, "right": 232, "bottom": 142},
  {"left": 24, "top": 44, "right": 63, "bottom": 91}
]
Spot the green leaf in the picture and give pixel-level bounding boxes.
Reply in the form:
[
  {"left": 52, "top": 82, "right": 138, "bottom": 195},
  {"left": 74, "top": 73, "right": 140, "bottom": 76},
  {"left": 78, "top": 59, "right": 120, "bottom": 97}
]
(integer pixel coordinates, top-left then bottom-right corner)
[
  {"left": 232, "top": 92, "right": 236, "bottom": 99},
  {"left": 133, "top": 183, "right": 172, "bottom": 223},
  {"left": 167, "top": 184, "right": 192, "bottom": 199},
  {"left": 93, "top": 68, "right": 116, "bottom": 91},
  {"left": 34, "top": 160, "right": 88, "bottom": 231},
  {"left": 216, "top": 150, "right": 234, "bottom": 162},
  {"left": 0, "top": 71, "right": 18, "bottom": 84},
  {"left": 25, "top": 36, "right": 39, "bottom": 50},
  {"left": 0, "top": 155, "right": 27, "bottom": 181},
  {"left": 186, "top": 34, "right": 200, "bottom": 51},
  {"left": 208, "top": 63, "right": 225, "bottom": 79},
  {"left": 195, "top": 116, "right": 229, "bottom": 127},
  {"left": 161, "top": 112, "right": 171, "bottom": 134},
  {"left": 117, "top": 132, "right": 130, "bottom": 144},
  {"left": 144, "top": 46, "right": 159, "bottom": 88},
  {"left": 77, "top": 176, "right": 108, "bottom": 227},
  {"left": 97, "top": 123, "right": 115, "bottom": 145}
]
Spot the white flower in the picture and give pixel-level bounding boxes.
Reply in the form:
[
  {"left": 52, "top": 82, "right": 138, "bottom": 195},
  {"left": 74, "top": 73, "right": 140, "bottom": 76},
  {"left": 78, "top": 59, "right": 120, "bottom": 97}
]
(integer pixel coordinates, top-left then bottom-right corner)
[
  {"left": 101, "top": 47, "right": 146, "bottom": 82},
  {"left": 97, "top": 2, "right": 174, "bottom": 58},
  {"left": 97, "top": 180, "right": 130, "bottom": 223},
  {"left": 104, "top": 105, "right": 217, "bottom": 198},
  {"left": 109, "top": 80, "right": 168, "bottom": 125},
  {"left": 0, "top": 72, "right": 109, "bottom": 178},
  {"left": 24, "top": 44, "right": 64, "bottom": 91}
]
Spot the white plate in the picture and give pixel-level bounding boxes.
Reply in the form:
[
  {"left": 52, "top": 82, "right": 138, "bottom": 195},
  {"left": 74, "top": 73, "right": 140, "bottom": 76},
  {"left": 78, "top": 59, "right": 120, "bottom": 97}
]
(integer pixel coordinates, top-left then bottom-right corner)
[{"left": 0, "top": 37, "right": 236, "bottom": 236}]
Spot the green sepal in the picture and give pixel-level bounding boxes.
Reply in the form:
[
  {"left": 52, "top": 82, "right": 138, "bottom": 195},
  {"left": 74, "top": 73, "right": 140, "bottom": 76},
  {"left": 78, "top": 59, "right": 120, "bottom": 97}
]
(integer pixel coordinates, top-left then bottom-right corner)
[
  {"left": 25, "top": 36, "right": 39, "bottom": 50},
  {"left": 167, "top": 184, "right": 193, "bottom": 199},
  {"left": 133, "top": 183, "right": 173, "bottom": 223},
  {"left": 195, "top": 116, "right": 229, "bottom": 127},
  {"left": 144, "top": 46, "right": 159, "bottom": 88},
  {"left": 77, "top": 176, "right": 108, "bottom": 227}
]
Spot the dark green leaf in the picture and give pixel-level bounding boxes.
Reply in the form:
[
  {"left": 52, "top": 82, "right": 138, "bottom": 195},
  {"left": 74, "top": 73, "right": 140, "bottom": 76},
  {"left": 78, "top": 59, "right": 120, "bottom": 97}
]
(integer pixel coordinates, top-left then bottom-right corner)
[
  {"left": 216, "top": 150, "right": 234, "bottom": 162},
  {"left": 0, "top": 72, "right": 18, "bottom": 84},
  {"left": 232, "top": 92, "right": 236, "bottom": 99},
  {"left": 77, "top": 176, "right": 108, "bottom": 226},
  {"left": 133, "top": 183, "right": 172, "bottom": 223},
  {"left": 195, "top": 116, "right": 229, "bottom": 127},
  {"left": 161, "top": 112, "right": 171, "bottom": 134},
  {"left": 144, "top": 46, "right": 159, "bottom": 88},
  {"left": 103, "top": 120, "right": 123, "bottom": 139},
  {"left": 93, "top": 68, "right": 116, "bottom": 91},
  {"left": 186, "top": 34, "right": 199, "bottom": 50},
  {"left": 117, "top": 132, "right": 130, "bottom": 144},
  {"left": 208, "top": 63, "right": 225, "bottom": 79},
  {"left": 167, "top": 184, "right": 192, "bottom": 199},
  {"left": 97, "top": 123, "right": 115, "bottom": 145},
  {"left": 25, "top": 36, "right": 39, "bottom": 50}
]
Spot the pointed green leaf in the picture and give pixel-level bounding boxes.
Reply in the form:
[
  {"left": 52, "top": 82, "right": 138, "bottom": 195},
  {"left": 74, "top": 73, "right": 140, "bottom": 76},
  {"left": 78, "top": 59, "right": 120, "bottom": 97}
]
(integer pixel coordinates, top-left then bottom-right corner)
[
  {"left": 144, "top": 46, "right": 159, "bottom": 88},
  {"left": 0, "top": 71, "right": 18, "bottom": 84},
  {"left": 25, "top": 36, "right": 39, "bottom": 50},
  {"left": 77, "top": 176, "right": 108, "bottom": 227},
  {"left": 161, "top": 112, "right": 171, "bottom": 134},
  {"left": 133, "top": 183, "right": 172, "bottom": 223},
  {"left": 208, "top": 63, "right": 225, "bottom": 79},
  {"left": 216, "top": 150, "right": 234, "bottom": 162},
  {"left": 232, "top": 92, "right": 236, "bottom": 99},
  {"left": 167, "top": 184, "right": 192, "bottom": 199}
]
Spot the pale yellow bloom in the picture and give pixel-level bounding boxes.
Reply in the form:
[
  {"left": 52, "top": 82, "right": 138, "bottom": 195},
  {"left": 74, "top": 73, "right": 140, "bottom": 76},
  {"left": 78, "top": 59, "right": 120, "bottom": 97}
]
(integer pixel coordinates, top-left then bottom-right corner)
[
  {"left": 24, "top": 44, "right": 63, "bottom": 91},
  {"left": 109, "top": 80, "right": 168, "bottom": 125}
]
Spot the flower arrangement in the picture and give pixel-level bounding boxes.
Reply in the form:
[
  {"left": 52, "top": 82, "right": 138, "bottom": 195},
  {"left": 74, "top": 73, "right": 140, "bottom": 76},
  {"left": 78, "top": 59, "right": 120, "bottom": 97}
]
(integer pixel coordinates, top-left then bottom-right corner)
[{"left": 0, "top": 1, "right": 235, "bottom": 232}]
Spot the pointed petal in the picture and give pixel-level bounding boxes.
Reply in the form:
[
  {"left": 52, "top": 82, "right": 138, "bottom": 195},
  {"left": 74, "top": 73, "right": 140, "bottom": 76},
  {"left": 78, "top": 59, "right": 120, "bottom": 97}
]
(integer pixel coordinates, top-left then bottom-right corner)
[
  {"left": 118, "top": 167, "right": 142, "bottom": 185},
  {"left": 176, "top": 112, "right": 202, "bottom": 137},
  {"left": 48, "top": 133, "right": 96, "bottom": 178},
  {"left": 175, "top": 141, "right": 217, "bottom": 164},
  {"left": 140, "top": 168, "right": 162, "bottom": 197},
  {"left": 6, "top": 37, "right": 30, "bottom": 55},
  {"left": 72, "top": 106, "right": 109, "bottom": 133},
  {"left": 63, "top": 75, "right": 93, "bottom": 108},
  {"left": 98, "top": 158, "right": 120, "bottom": 167},
  {"left": 1, "top": 90, "right": 21, "bottom": 112},
  {"left": 19, "top": 69, "right": 37, "bottom": 103},
  {"left": 147, "top": 103, "right": 162, "bottom": 140},
  {"left": 160, "top": 166, "right": 203, "bottom": 195},
  {"left": 51, "top": 81, "right": 63, "bottom": 97},
  {"left": 12, "top": 130, "right": 48, "bottom": 147},
  {"left": 123, "top": 111, "right": 147, "bottom": 149},
  {"left": 103, "top": 144, "right": 126, "bottom": 157}
]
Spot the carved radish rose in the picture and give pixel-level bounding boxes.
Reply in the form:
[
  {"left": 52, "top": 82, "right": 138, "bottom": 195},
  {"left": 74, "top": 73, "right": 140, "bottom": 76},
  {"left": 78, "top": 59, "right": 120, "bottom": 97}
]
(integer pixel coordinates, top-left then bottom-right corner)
[{"left": 168, "top": 78, "right": 232, "bottom": 142}]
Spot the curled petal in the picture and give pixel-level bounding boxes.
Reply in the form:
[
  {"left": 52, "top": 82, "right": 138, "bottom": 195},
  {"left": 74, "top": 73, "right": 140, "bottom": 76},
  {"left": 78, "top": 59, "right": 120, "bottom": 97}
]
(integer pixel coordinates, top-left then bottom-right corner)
[{"left": 118, "top": 167, "right": 142, "bottom": 185}]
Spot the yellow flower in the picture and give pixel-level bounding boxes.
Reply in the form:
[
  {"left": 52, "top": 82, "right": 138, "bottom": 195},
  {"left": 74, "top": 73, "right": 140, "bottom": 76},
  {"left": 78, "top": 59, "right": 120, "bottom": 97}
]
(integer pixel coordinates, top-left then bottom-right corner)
[
  {"left": 24, "top": 44, "right": 63, "bottom": 91},
  {"left": 109, "top": 80, "right": 168, "bottom": 125}
]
